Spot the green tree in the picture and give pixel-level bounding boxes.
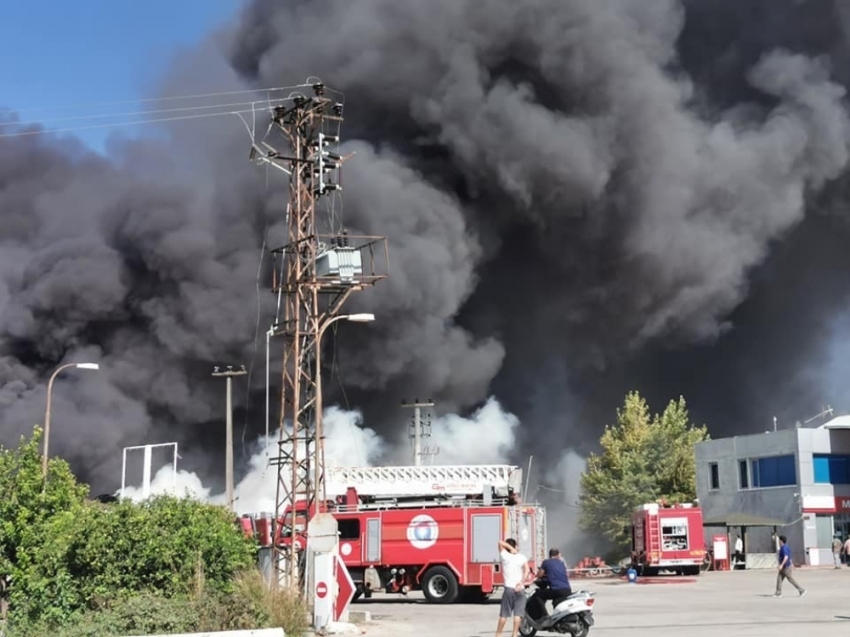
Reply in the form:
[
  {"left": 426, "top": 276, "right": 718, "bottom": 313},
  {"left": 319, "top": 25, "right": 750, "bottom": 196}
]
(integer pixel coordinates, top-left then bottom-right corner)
[{"left": 579, "top": 391, "right": 710, "bottom": 548}]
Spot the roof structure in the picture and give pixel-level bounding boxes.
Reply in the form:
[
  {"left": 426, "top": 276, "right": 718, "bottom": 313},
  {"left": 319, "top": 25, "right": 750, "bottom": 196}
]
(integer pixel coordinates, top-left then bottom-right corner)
[
  {"left": 703, "top": 513, "right": 789, "bottom": 527},
  {"left": 818, "top": 415, "right": 850, "bottom": 430}
]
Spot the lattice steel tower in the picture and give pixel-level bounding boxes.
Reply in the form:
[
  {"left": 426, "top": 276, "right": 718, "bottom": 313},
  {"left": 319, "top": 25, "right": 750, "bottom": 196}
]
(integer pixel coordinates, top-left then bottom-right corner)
[{"left": 249, "top": 81, "right": 388, "bottom": 588}]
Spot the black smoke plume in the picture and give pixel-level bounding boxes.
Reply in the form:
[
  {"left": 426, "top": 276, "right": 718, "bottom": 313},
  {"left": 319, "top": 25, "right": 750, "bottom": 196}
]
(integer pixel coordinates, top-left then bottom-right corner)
[{"left": 3, "top": 0, "right": 850, "bottom": 492}]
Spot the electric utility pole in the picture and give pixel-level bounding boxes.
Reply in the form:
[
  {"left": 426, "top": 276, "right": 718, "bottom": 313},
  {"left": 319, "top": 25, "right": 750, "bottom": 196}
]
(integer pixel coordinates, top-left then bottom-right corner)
[
  {"left": 248, "top": 80, "right": 388, "bottom": 590},
  {"left": 212, "top": 365, "right": 247, "bottom": 512},
  {"left": 402, "top": 398, "right": 436, "bottom": 466}
]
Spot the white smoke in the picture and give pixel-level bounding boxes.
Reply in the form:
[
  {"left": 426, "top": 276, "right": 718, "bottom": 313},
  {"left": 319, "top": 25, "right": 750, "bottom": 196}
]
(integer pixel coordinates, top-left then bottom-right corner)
[
  {"left": 120, "top": 396, "right": 587, "bottom": 541},
  {"left": 384, "top": 396, "right": 520, "bottom": 465},
  {"left": 120, "top": 405, "right": 386, "bottom": 513}
]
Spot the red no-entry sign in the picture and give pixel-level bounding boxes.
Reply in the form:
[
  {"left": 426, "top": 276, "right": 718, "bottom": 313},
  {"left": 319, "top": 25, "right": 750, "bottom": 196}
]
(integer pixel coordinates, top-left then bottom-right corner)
[{"left": 316, "top": 581, "right": 328, "bottom": 599}]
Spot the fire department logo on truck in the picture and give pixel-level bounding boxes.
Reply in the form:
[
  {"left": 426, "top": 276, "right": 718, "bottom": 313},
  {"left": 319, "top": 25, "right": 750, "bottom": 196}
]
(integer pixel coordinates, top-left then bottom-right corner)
[{"left": 407, "top": 514, "right": 439, "bottom": 549}]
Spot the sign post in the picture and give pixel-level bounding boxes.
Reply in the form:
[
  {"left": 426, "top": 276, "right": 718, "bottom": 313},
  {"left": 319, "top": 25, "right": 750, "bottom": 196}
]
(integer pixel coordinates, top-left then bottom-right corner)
[
  {"left": 313, "top": 553, "right": 334, "bottom": 629},
  {"left": 307, "top": 513, "right": 339, "bottom": 631},
  {"left": 712, "top": 534, "right": 729, "bottom": 571}
]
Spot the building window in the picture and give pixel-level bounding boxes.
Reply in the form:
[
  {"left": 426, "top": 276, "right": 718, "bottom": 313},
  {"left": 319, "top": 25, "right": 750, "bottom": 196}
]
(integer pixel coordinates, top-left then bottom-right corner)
[
  {"left": 740, "top": 454, "right": 796, "bottom": 488},
  {"left": 709, "top": 462, "right": 720, "bottom": 490},
  {"left": 738, "top": 459, "right": 749, "bottom": 489},
  {"left": 813, "top": 454, "right": 850, "bottom": 484}
]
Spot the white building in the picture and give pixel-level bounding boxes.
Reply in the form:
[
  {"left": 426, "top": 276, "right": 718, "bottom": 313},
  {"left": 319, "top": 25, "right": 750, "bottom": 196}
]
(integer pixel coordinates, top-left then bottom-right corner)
[{"left": 695, "top": 416, "right": 850, "bottom": 567}]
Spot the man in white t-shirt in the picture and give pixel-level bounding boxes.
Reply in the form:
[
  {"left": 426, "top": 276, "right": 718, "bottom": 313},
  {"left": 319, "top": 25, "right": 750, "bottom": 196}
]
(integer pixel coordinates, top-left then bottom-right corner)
[
  {"left": 496, "top": 538, "right": 530, "bottom": 637},
  {"left": 733, "top": 534, "right": 744, "bottom": 568}
]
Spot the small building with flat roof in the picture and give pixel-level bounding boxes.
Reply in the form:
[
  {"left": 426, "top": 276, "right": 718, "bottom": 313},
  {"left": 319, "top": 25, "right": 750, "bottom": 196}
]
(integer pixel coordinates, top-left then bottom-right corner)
[{"left": 695, "top": 416, "right": 850, "bottom": 567}]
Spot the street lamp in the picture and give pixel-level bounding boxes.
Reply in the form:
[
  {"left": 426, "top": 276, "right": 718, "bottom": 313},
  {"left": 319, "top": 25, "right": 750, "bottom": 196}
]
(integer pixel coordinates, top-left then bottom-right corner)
[
  {"left": 313, "top": 313, "right": 375, "bottom": 508},
  {"left": 43, "top": 362, "right": 100, "bottom": 478}
]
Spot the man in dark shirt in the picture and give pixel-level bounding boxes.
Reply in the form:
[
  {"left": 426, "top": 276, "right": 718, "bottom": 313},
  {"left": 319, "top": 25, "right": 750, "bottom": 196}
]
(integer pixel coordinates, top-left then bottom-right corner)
[
  {"left": 774, "top": 535, "right": 805, "bottom": 597},
  {"left": 528, "top": 548, "right": 573, "bottom": 619}
]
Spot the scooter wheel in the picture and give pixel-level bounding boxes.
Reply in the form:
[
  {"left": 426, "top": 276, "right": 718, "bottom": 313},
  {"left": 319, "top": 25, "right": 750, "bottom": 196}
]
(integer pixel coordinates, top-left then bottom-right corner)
[{"left": 518, "top": 618, "right": 537, "bottom": 637}]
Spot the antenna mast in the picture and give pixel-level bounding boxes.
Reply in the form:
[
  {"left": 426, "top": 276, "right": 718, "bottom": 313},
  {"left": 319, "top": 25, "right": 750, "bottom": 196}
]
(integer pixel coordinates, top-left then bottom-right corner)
[
  {"left": 801, "top": 405, "right": 834, "bottom": 427},
  {"left": 250, "top": 81, "right": 388, "bottom": 590}
]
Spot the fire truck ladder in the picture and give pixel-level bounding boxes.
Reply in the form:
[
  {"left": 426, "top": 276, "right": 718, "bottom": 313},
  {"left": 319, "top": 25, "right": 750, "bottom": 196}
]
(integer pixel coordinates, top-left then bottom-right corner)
[
  {"left": 326, "top": 464, "right": 522, "bottom": 500},
  {"left": 535, "top": 506, "right": 548, "bottom": 565},
  {"left": 647, "top": 510, "right": 661, "bottom": 557}
]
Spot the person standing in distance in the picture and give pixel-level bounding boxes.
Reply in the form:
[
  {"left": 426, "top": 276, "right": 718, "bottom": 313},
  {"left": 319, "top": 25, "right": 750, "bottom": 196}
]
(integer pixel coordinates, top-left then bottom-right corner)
[
  {"left": 774, "top": 535, "right": 805, "bottom": 598},
  {"left": 496, "top": 538, "right": 530, "bottom": 637},
  {"left": 832, "top": 535, "right": 843, "bottom": 569},
  {"left": 733, "top": 534, "right": 744, "bottom": 569}
]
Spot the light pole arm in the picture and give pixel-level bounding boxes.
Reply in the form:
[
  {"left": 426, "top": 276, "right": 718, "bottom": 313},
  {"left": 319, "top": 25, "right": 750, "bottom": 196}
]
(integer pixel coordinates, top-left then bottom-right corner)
[
  {"left": 42, "top": 363, "right": 77, "bottom": 478},
  {"left": 317, "top": 314, "right": 349, "bottom": 343},
  {"left": 312, "top": 314, "right": 351, "bottom": 509}
]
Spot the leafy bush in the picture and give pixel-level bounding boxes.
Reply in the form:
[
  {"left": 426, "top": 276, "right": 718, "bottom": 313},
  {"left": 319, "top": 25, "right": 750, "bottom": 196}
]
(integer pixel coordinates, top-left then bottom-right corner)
[
  {"left": 0, "top": 428, "right": 260, "bottom": 633},
  {"left": 9, "top": 495, "right": 257, "bottom": 628},
  {"left": 9, "top": 593, "right": 202, "bottom": 637},
  {"left": 8, "top": 571, "right": 309, "bottom": 637},
  {"left": 63, "top": 495, "right": 257, "bottom": 598},
  {"left": 0, "top": 428, "right": 89, "bottom": 627}
]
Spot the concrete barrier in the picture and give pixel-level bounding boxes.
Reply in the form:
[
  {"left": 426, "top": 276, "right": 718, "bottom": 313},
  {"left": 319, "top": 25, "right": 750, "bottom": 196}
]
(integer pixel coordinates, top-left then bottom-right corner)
[
  {"left": 348, "top": 610, "right": 372, "bottom": 623},
  {"left": 121, "top": 629, "right": 284, "bottom": 637}
]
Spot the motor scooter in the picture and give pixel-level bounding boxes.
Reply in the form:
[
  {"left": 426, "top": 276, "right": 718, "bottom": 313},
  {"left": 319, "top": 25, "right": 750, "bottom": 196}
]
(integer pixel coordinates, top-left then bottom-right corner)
[{"left": 518, "top": 579, "right": 595, "bottom": 637}]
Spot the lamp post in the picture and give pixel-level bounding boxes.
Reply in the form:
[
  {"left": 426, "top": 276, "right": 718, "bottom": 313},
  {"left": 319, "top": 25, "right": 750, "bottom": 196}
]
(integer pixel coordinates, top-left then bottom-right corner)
[
  {"left": 313, "top": 313, "right": 374, "bottom": 509},
  {"left": 43, "top": 362, "right": 100, "bottom": 478}
]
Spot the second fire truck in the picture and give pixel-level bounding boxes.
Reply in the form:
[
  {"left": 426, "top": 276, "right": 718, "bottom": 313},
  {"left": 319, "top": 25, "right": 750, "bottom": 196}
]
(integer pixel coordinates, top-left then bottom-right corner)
[
  {"left": 629, "top": 502, "right": 706, "bottom": 576},
  {"left": 246, "top": 464, "right": 548, "bottom": 604}
]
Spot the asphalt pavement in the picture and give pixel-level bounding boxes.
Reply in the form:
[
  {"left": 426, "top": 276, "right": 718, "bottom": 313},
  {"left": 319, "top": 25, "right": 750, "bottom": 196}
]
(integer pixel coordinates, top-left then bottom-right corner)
[{"left": 351, "top": 567, "right": 850, "bottom": 637}]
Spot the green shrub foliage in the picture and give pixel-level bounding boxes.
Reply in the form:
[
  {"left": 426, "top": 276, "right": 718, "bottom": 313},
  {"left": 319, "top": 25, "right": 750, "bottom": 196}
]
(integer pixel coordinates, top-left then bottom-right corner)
[{"left": 0, "top": 427, "right": 258, "bottom": 633}]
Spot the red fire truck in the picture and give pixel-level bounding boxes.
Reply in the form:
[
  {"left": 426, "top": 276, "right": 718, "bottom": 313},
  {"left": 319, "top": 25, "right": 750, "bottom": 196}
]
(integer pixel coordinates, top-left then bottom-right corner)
[
  {"left": 629, "top": 502, "right": 706, "bottom": 576},
  {"left": 244, "top": 464, "right": 547, "bottom": 604}
]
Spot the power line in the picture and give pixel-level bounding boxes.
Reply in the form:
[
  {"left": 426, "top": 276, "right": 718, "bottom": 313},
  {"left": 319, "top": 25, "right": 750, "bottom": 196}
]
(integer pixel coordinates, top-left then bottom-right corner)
[
  {"left": 0, "top": 79, "right": 346, "bottom": 141},
  {"left": 0, "top": 98, "right": 292, "bottom": 130},
  {"left": 0, "top": 82, "right": 344, "bottom": 116},
  {"left": 0, "top": 107, "right": 267, "bottom": 139}
]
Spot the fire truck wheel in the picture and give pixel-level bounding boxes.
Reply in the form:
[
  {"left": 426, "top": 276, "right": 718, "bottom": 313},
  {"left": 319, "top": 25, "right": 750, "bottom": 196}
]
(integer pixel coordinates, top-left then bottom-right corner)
[{"left": 421, "top": 566, "right": 459, "bottom": 604}]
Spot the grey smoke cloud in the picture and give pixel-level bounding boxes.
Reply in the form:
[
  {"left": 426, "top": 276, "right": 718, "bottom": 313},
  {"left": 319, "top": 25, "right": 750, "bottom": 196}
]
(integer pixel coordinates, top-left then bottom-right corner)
[
  {"left": 3, "top": 0, "right": 850, "bottom": 490},
  {"left": 227, "top": 0, "right": 850, "bottom": 439}
]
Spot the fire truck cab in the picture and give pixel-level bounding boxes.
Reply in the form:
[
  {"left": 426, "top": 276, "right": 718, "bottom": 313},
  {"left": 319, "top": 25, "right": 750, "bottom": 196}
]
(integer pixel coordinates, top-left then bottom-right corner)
[
  {"left": 630, "top": 502, "right": 705, "bottom": 576},
  {"left": 269, "top": 464, "right": 548, "bottom": 604}
]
